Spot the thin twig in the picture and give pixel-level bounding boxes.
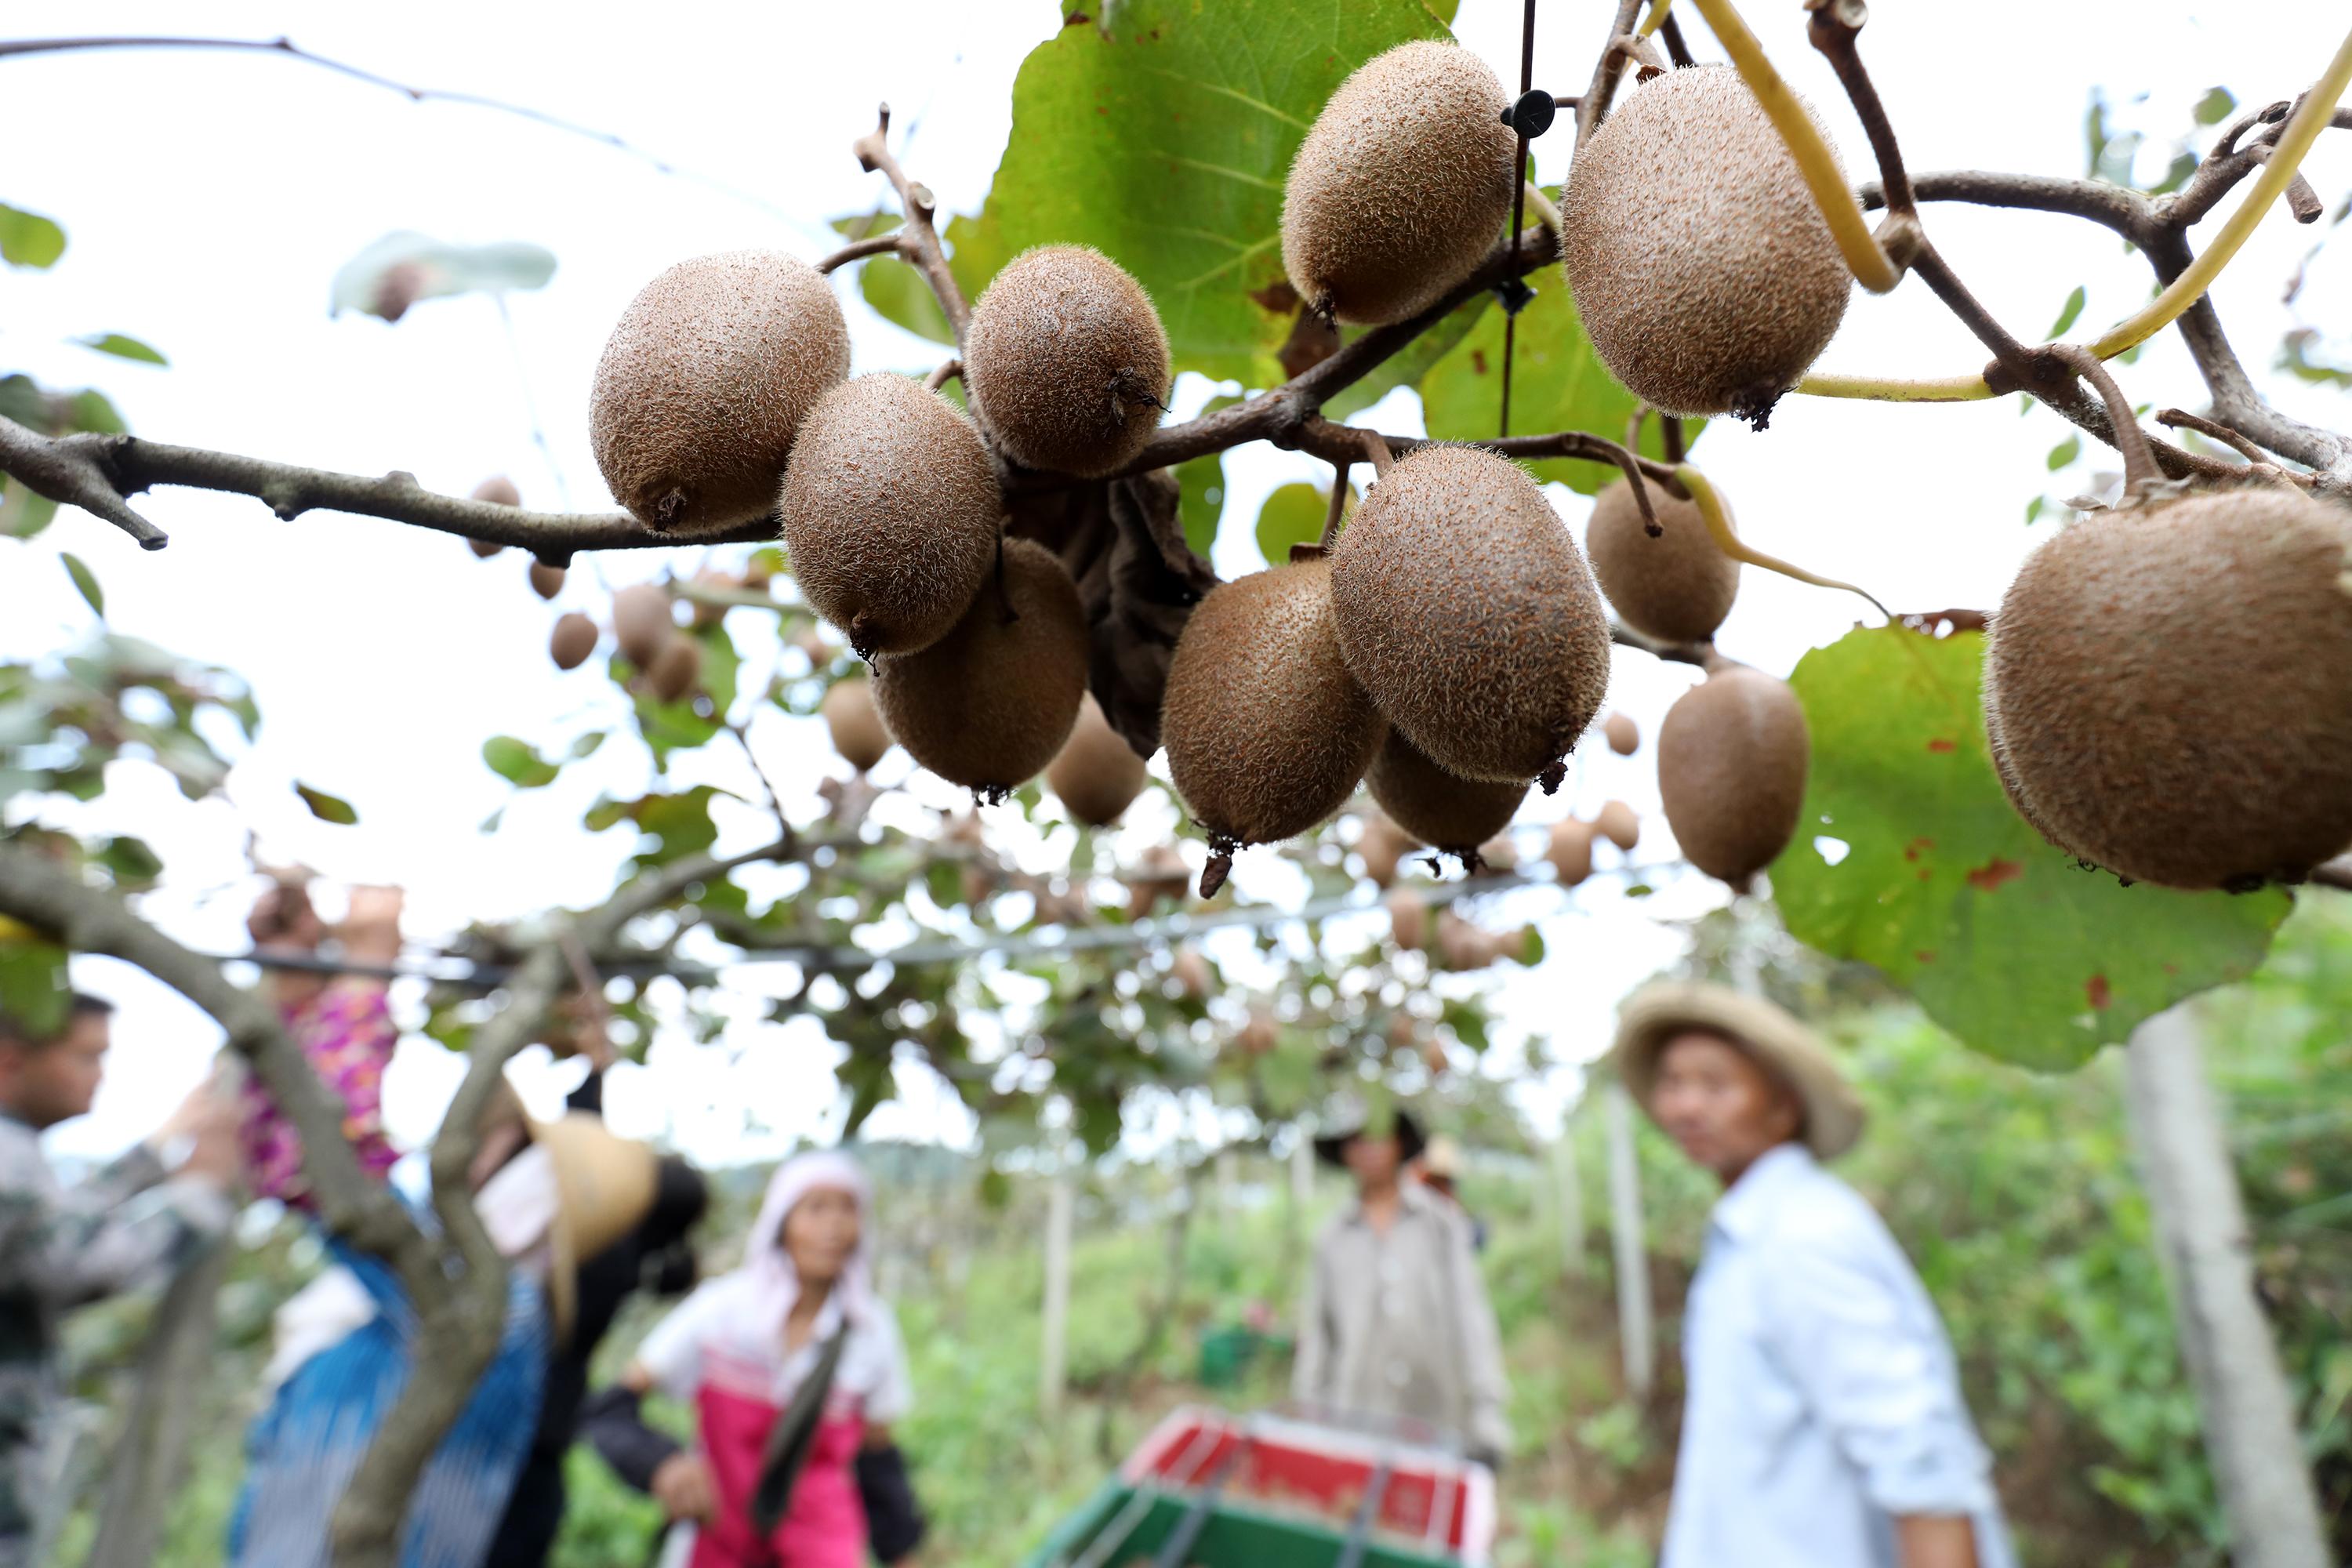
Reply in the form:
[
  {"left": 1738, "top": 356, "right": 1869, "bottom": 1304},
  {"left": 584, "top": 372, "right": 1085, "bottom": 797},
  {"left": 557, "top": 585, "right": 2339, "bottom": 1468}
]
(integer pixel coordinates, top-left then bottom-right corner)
[
  {"left": 1319, "top": 463, "right": 1351, "bottom": 550},
  {"left": 815, "top": 232, "right": 907, "bottom": 274},
  {"left": 2052, "top": 345, "right": 2161, "bottom": 492},
  {"left": 1357, "top": 427, "right": 1394, "bottom": 478},
  {"left": 1576, "top": 0, "right": 1647, "bottom": 148},
  {"left": 1610, "top": 622, "right": 1711, "bottom": 668},
  {"left": 2152, "top": 407, "right": 2277, "bottom": 467},
  {"left": 924, "top": 358, "right": 964, "bottom": 392},
  {"left": 853, "top": 103, "right": 971, "bottom": 346}
]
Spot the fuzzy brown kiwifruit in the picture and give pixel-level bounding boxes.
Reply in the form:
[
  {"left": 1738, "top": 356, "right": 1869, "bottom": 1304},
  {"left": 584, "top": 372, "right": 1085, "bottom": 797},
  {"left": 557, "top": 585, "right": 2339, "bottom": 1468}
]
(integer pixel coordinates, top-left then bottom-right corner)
[
  {"left": 1282, "top": 41, "right": 1518, "bottom": 325},
  {"left": 1547, "top": 818, "right": 1595, "bottom": 886},
  {"left": 1330, "top": 446, "right": 1610, "bottom": 787},
  {"left": 612, "top": 583, "right": 676, "bottom": 669},
  {"left": 1047, "top": 692, "right": 1149, "bottom": 827},
  {"left": 1169, "top": 946, "right": 1213, "bottom": 1000},
  {"left": 1658, "top": 665, "right": 1809, "bottom": 884},
  {"left": 648, "top": 637, "right": 702, "bottom": 704},
  {"left": 1562, "top": 66, "right": 1851, "bottom": 425},
  {"left": 779, "top": 373, "right": 1004, "bottom": 658},
  {"left": 964, "top": 245, "right": 1171, "bottom": 478},
  {"left": 1984, "top": 488, "right": 2352, "bottom": 889},
  {"left": 1588, "top": 477, "right": 1740, "bottom": 644},
  {"left": 1366, "top": 728, "right": 1527, "bottom": 872},
  {"left": 1386, "top": 887, "right": 1432, "bottom": 952},
  {"left": 1602, "top": 710, "right": 1640, "bottom": 756},
  {"left": 590, "top": 250, "right": 848, "bottom": 536},
  {"left": 549, "top": 613, "right": 598, "bottom": 671},
  {"left": 1357, "top": 812, "right": 1419, "bottom": 888},
  {"left": 1595, "top": 800, "right": 1641, "bottom": 854},
  {"left": 1235, "top": 1013, "right": 1279, "bottom": 1057},
  {"left": 820, "top": 677, "right": 891, "bottom": 772},
  {"left": 528, "top": 561, "right": 566, "bottom": 601},
  {"left": 1162, "top": 559, "right": 1388, "bottom": 895},
  {"left": 467, "top": 476, "right": 521, "bottom": 557},
  {"left": 870, "top": 537, "right": 1089, "bottom": 800}
]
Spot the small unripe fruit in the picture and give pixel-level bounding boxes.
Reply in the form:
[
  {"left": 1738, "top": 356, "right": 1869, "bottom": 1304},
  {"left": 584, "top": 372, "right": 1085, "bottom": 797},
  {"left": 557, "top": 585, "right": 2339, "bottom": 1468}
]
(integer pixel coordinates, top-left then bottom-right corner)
[
  {"left": 964, "top": 245, "right": 1171, "bottom": 478},
  {"left": 1047, "top": 693, "right": 1150, "bottom": 828},
  {"left": 612, "top": 583, "right": 676, "bottom": 669},
  {"left": 780, "top": 373, "right": 1003, "bottom": 658},
  {"left": 1547, "top": 818, "right": 1595, "bottom": 886},
  {"left": 1588, "top": 477, "right": 1740, "bottom": 644},
  {"left": 1658, "top": 664, "right": 1809, "bottom": 885},
  {"left": 1562, "top": 67, "right": 1851, "bottom": 423},
  {"left": 1602, "top": 711, "right": 1640, "bottom": 756},
  {"left": 820, "top": 677, "right": 891, "bottom": 772},
  {"left": 591, "top": 250, "right": 849, "bottom": 535},
  {"left": 648, "top": 637, "right": 702, "bottom": 703},
  {"left": 1595, "top": 800, "right": 1640, "bottom": 853},
  {"left": 528, "top": 561, "right": 566, "bottom": 601},
  {"left": 1282, "top": 41, "right": 1518, "bottom": 325},
  {"left": 549, "top": 613, "right": 597, "bottom": 671},
  {"left": 466, "top": 477, "right": 519, "bottom": 557}
]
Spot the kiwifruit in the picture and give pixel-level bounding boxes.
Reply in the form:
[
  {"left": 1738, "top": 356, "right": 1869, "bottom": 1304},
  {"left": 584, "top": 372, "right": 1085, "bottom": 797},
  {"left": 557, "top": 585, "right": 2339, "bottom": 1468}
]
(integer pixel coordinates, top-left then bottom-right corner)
[
  {"left": 1658, "top": 665, "right": 1809, "bottom": 884},
  {"left": 688, "top": 568, "right": 739, "bottom": 630},
  {"left": 964, "top": 245, "right": 1171, "bottom": 478},
  {"left": 612, "top": 583, "right": 676, "bottom": 669},
  {"left": 1282, "top": 41, "right": 1518, "bottom": 326},
  {"left": 1169, "top": 946, "right": 1212, "bottom": 1000},
  {"left": 1547, "top": 818, "right": 1595, "bottom": 886},
  {"left": 1479, "top": 836, "right": 1519, "bottom": 873},
  {"left": 820, "top": 677, "right": 891, "bottom": 772},
  {"left": 528, "top": 561, "right": 565, "bottom": 601},
  {"left": 1330, "top": 445, "right": 1611, "bottom": 786},
  {"left": 590, "top": 250, "right": 849, "bottom": 536},
  {"left": 549, "top": 613, "right": 598, "bottom": 671},
  {"left": 1386, "top": 887, "right": 1431, "bottom": 952},
  {"left": 1365, "top": 728, "right": 1527, "bottom": 871},
  {"left": 467, "top": 476, "right": 520, "bottom": 557},
  {"left": 1436, "top": 910, "right": 1494, "bottom": 971},
  {"left": 1047, "top": 692, "right": 1149, "bottom": 827},
  {"left": 1357, "top": 811, "right": 1420, "bottom": 888},
  {"left": 1127, "top": 844, "right": 1192, "bottom": 920},
  {"left": 779, "top": 373, "right": 1004, "bottom": 658},
  {"left": 648, "top": 637, "right": 702, "bottom": 704},
  {"left": 1588, "top": 477, "right": 1740, "bottom": 644},
  {"left": 1602, "top": 711, "right": 1640, "bottom": 756},
  {"left": 1984, "top": 488, "right": 2352, "bottom": 889},
  {"left": 1235, "top": 1013, "right": 1278, "bottom": 1057},
  {"left": 1162, "top": 559, "right": 1388, "bottom": 894},
  {"left": 1595, "top": 800, "right": 1641, "bottom": 853},
  {"left": 793, "top": 626, "right": 834, "bottom": 667},
  {"left": 1561, "top": 66, "right": 1851, "bottom": 424},
  {"left": 870, "top": 537, "right": 1089, "bottom": 800}
]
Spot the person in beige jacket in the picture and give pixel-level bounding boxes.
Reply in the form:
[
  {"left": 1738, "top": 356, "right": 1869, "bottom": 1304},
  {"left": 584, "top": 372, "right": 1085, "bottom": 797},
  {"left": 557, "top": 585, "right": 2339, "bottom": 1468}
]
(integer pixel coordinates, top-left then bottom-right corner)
[{"left": 1292, "top": 1098, "right": 1508, "bottom": 1467}]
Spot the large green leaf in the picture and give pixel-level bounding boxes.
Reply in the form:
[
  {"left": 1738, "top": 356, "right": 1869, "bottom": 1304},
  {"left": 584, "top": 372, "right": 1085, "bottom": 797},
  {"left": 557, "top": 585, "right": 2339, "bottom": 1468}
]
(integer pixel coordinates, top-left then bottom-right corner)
[
  {"left": 946, "top": 0, "right": 1454, "bottom": 386},
  {"left": 1772, "top": 626, "right": 2289, "bottom": 1071},
  {"left": 1418, "top": 267, "right": 1692, "bottom": 491}
]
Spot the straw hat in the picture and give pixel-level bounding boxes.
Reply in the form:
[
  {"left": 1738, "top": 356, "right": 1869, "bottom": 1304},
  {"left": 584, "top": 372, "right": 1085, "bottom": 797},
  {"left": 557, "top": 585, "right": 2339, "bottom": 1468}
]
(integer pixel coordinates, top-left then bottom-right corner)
[
  {"left": 480, "top": 1082, "right": 662, "bottom": 1343},
  {"left": 1419, "top": 1134, "right": 1464, "bottom": 1179},
  {"left": 1312, "top": 1091, "right": 1428, "bottom": 1168},
  {"left": 1612, "top": 982, "right": 1865, "bottom": 1160}
]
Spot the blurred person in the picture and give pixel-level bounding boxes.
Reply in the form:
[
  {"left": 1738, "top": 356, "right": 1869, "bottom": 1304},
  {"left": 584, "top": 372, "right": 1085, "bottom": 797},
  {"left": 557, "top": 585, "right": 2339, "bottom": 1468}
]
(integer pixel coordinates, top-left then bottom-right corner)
[
  {"left": 1294, "top": 1095, "right": 1508, "bottom": 1467},
  {"left": 0, "top": 993, "right": 239, "bottom": 1566},
  {"left": 1614, "top": 982, "right": 2016, "bottom": 1568},
  {"left": 582, "top": 1150, "right": 925, "bottom": 1568},
  {"left": 1414, "top": 1134, "right": 1486, "bottom": 1252}
]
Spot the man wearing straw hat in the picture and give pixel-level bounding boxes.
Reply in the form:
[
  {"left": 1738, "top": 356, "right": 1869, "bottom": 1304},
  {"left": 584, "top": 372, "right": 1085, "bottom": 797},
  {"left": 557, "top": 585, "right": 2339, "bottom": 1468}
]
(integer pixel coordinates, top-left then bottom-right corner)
[{"left": 1613, "top": 982, "right": 2016, "bottom": 1568}]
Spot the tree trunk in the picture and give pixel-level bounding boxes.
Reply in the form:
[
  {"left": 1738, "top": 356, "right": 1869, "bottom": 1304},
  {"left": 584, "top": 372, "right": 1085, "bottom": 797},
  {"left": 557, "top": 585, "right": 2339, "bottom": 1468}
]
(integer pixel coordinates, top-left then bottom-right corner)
[
  {"left": 87, "top": 1239, "right": 228, "bottom": 1568},
  {"left": 1603, "top": 1084, "right": 1653, "bottom": 1401},
  {"left": 2122, "top": 1004, "right": 2328, "bottom": 1568}
]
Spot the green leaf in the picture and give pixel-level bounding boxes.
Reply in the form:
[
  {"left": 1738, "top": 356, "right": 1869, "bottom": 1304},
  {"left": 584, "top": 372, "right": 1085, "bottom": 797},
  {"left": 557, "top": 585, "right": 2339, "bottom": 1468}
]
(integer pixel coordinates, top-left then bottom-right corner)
[
  {"left": 67, "top": 391, "right": 125, "bottom": 435},
  {"left": 2025, "top": 495, "right": 2046, "bottom": 526},
  {"left": 60, "top": 554, "right": 103, "bottom": 618},
  {"left": 93, "top": 834, "right": 163, "bottom": 890},
  {"left": 2, "top": 491, "right": 59, "bottom": 543},
  {"left": 72, "top": 332, "right": 167, "bottom": 367},
  {"left": 1323, "top": 292, "right": 1493, "bottom": 420},
  {"left": 294, "top": 782, "right": 360, "bottom": 825},
  {"left": 0, "top": 938, "right": 71, "bottom": 1037},
  {"left": 1253, "top": 481, "right": 1329, "bottom": 568},
  {"left": 0, "top": 203, "right": 66, "bottom": 270},
  {"left": 830, "top": 212, "right": 954, "bottom": 346},
  {"left": 2046, "top": 285, "right": 2087, "bottom": 340},
  {"left": 1770, "top": 626, "right": 2288, "bottom": 1070},
  {"left": 569, "top": 730, "right": 608, "bottom": 760},
  {"left": 2193, "top": 86, "right": 2236, "bottom": 126},
  {"left": 329, "top": 231, "right": 557, "bottom": 321},
  {"left": 1174, "top": 394, "right": 1240, "bottom": 557},
  {"left": 946, "top": 0, "right": 1454, "bottom": 384},
  {"left": 481, "top": 735, "right": 560, "bottom": 788},
  {"left": 2047, "top": 434, "right": 2082, "bottom": 471},
  {"left": 1420, "top": 274, "right": 1696, "bottom": 491}
]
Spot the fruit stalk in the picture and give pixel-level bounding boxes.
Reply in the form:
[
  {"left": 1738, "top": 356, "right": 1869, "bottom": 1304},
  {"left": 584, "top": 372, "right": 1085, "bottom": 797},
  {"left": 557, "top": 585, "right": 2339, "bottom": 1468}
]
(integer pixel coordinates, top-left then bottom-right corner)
[{"left": 1673, "top": 463, "right": 1887, "bottom": 617}]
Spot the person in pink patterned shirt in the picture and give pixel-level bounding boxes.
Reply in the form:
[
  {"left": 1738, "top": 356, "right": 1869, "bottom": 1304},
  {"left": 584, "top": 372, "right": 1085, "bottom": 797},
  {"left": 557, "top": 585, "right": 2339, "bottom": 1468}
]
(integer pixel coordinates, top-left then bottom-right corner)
[{"left": 238, "top": 877, "right": 404, "bottom": 1203}]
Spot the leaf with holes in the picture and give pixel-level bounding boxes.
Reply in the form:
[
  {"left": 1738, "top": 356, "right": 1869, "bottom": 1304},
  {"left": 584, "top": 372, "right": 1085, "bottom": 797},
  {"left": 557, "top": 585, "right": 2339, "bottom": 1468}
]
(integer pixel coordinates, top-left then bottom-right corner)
[
  {"left": 944, "top": 0, "right": 1453, "bottom": 385},
  {"left": 1769, "top": 626, "right": 2288, "bottom": 1071}
]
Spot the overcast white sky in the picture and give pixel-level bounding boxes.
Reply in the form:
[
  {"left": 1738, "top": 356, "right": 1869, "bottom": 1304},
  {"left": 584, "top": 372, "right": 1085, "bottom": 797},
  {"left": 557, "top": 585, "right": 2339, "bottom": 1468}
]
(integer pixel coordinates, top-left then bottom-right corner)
[{"left": 6, "top": 1, "right": 2348, "bottom": 1167}]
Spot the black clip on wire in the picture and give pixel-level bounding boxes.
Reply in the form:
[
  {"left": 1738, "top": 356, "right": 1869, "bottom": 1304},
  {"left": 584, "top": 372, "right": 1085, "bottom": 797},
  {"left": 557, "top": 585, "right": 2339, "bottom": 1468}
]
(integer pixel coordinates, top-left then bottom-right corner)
[{"left": 1490, "top": 89, "right": 1559, "bottom": 319}]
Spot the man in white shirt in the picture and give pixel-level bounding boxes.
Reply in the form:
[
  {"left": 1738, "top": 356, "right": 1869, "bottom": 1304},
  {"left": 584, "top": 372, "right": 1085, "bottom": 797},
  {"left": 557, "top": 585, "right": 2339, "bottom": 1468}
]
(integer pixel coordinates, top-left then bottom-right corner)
[{"left": 1613, "top": 982, "right": 2016, "bottom": 1568}]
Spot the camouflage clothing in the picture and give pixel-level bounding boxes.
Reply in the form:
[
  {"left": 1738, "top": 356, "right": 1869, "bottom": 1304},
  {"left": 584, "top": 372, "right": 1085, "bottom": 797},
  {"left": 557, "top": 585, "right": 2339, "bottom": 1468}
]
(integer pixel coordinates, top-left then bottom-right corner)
[{"left": 0, "top": 1112, "right": 231, "bottom": 1566}]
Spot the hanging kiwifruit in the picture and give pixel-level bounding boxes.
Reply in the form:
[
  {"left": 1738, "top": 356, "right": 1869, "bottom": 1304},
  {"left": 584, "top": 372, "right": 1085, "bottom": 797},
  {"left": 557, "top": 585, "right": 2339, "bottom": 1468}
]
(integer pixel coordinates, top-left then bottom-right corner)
[
  {"left": 467, "top": 476, "right": 520, "bottom": 557},
  {"left": 612, "top": 583, "right": 676, "bottom": 669},
  {"left": 1365, "top": 729, "right": 1528, "bottom": 872},
  {"left": 590, "top": 250, "right": 849, "bottom": 535},
  {"left": 549, "top": 613, "right": 598, "bottom": 671},
  {"left": 1047, "top": 693, "right": 1150, "bottom": 827},
  {"left": 1562, "top": 67, "right": 1851, "bottom": 424},
  {"left": 870, "top": 538, "right": 1089, "bottom": 800},
  {"left": 1386, "top": 887, "right": 1432, "bottom": 952},
  {"left": 648, "top": 637, "right": 702, "bottom": 704},
  {"left": 820, "top": 677, "right": 891, "bottom": 772},
  {"left": 1162, "top": 559, "right": 1388, "bottom": 895},
  {"left": 1282, "top": 41, "right": 1519, "bottom": 325},
  {"left": 1169, "top": 946, "right": 1213, "bottom": 1000},
  {"left": 1602, "top": 711, "right": 1640, "bottom": 756},
  {"left": 1330, "top": 445, "right": 1611, "bottom": 787},
  {"left": 1658, "top": 665, "right": 1809, "bottom": 884},
  {"left": 964, "top": 245, "right": 1171, "bottom": 478},
  {"left": 1984, "top": 488, "right": 2352, "bottom": 889},
  {"left": 1595, "top": 799, "right": 1642, "bottom": 854},
  {"left": 1547, "top": 818, "right": 1595, "bottom": 886},
  {"left": 780, "top": 373, "right": 1004, "bottom": 659},
  {"left": 1588, "top": 476, "right": 1740, "bottom": 644},
  {"left": 1357, "top": 811, "right": 1419, "bottom": 888},
  {"left": 528, "top": 561, "right": 565, "bottom": 601}
]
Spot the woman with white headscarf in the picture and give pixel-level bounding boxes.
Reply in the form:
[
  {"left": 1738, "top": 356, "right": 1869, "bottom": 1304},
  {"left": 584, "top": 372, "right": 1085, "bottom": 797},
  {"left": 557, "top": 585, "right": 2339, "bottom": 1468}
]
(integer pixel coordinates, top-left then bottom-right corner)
[{"left": 583, "top": 1150, "right": 924, "bottom": 1568}]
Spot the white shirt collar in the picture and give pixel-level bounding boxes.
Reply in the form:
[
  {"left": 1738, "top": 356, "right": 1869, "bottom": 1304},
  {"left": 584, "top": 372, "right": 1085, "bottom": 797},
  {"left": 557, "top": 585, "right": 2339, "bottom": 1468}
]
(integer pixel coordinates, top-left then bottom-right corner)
[{"left": 1708, "top": 1141, "right": 1815, "bottom": 1244}]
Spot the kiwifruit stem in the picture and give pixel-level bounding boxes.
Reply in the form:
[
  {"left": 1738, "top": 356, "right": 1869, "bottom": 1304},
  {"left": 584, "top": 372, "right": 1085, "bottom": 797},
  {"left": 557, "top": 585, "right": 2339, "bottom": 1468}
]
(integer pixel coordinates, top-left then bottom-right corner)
[
  {"left": 1635, "top": 0, "right": 1674, "bottom": 38},
  {"left": 924, "top": 358, "right": 963, "bottom": 392},
  {"left": 1357, "top": 428, "right": 1395, "bottom": 479},
  {"left": 1319, "top": 470, "right": 1350, "bottom": 550},
  {"left": 2052, "top": 347, "right": 2161, "bottom": 492},
  {"left": 1674, "top": 463, "right": 1889, "bottom": 619}
]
